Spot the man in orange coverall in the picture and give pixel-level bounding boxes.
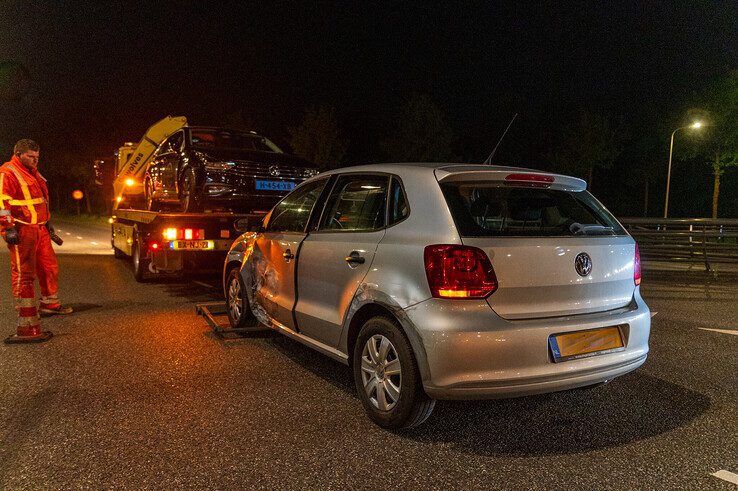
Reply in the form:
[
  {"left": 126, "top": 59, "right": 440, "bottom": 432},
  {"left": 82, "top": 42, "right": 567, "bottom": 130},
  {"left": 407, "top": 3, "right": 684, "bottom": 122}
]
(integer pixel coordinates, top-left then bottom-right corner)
[{"left": 1, "top": 139, "right": 72, "bottom": 344}]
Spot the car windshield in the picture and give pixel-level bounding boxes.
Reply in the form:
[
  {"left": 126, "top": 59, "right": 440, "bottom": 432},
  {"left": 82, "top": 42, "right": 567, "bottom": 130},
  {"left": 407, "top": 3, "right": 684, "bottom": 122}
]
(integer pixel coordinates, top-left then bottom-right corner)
[
  {"left": 440, "top": 182, "right": 626, "bottom": 237},
  {"left": 189, "top": 130, "right": 283, "bottom": 153}
]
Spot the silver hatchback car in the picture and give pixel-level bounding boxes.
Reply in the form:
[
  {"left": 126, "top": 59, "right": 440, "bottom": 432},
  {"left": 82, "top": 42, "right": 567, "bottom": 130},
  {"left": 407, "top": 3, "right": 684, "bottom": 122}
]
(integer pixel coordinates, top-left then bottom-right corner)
[{"left": 223, "top": 163, "right": 650, "bottom": 429}]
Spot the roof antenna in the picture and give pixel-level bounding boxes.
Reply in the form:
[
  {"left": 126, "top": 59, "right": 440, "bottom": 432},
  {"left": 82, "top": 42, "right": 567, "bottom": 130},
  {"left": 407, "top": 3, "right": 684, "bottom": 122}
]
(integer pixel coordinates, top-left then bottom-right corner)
[{"left": 483, "top": 113, "right": 518, "bottom": 165}]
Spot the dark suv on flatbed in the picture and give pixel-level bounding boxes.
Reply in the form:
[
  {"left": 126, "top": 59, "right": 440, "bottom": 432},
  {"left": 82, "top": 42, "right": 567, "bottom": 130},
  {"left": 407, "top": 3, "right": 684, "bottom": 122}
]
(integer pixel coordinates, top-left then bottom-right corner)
[{"left": 144, "top": 126, "right": 318, "bottom": 212}]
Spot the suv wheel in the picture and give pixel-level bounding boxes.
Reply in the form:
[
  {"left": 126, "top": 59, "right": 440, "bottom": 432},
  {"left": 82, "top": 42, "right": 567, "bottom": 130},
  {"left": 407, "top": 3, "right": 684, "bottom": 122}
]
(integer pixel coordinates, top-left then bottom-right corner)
[
  {"left": 352, "top": 316, "right": 435, "bottom": 429},
  {"left": 225, "top": 267, "right": 255, "bottom": 329},
  {"left": 179, "top": 168, "right": 202, "bottom": 213}
]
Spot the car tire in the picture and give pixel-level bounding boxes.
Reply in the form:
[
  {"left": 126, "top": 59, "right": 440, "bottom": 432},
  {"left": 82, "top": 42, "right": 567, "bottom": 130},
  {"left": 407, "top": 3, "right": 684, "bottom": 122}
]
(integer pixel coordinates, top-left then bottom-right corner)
[
  {"left": 352, "top": 316, "right": 435, "bottom": 429},
  {"left": 132, "top": 231, "right": 150, "bottom": 283},
  {"left": 225, "top": 266, "right": 255, "bottom": 329},
  {"left": 145, "top": 178, "right": 160, "bottom": 212},
  {"left": 179, "top": 168, "right": 202, "bottom": 213}
]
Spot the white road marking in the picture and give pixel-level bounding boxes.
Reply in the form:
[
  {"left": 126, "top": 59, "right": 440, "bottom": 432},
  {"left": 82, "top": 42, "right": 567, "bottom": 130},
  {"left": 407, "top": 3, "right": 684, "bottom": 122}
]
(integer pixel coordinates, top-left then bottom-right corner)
[
  {"left": 76, "top": 236, "right": 83, "bottom": 240},
  {"left": 90, "top": 241, "right": 99, "bottom": 245},
  {"left": 192, "top": 280, "right": 215, "bottom": 289},
  {"left": 699, "top": 328, "right": 738, "bottom": 336},
  {"left": 712, "top": 470, "right": 738, "bottom": 485},
  {"left": 65, "top": 232, "right": 71, "bottom": 236}
]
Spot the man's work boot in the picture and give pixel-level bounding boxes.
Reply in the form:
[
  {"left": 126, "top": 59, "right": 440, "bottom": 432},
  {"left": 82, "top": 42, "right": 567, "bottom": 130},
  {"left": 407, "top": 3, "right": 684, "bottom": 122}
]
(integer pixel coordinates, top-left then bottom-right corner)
[{"left": 39, "top": 304, "right": 74, "bottom": 317}]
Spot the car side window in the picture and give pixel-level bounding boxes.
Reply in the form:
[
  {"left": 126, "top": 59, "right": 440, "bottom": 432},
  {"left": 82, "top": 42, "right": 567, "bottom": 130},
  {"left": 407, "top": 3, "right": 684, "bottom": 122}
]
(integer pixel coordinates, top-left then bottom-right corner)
[
  {"left": 266, "top": 178, "right": 329, "bottom": 233},
  {"left": 169, "top": 131, "right": 183, "bottom": 152},
  {"left": 319, "top": 175, "right": 389, "bottom": 232},
  {"left": 388, "top": 177, "right": 409, "bottom": 225}
]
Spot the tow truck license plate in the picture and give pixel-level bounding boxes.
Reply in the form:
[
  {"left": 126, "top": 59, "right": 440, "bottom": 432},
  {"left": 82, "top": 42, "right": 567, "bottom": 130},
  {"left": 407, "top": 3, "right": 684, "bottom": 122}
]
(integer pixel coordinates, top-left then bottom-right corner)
[
  {"left": 549, "top": 326, "right": 625, "bottom": 362},
  {"left": 172, "top": 240, "right": 214, "bottom": 250},
  {"left": 255, "top": 179, "right": 296, "bottom": 191}
]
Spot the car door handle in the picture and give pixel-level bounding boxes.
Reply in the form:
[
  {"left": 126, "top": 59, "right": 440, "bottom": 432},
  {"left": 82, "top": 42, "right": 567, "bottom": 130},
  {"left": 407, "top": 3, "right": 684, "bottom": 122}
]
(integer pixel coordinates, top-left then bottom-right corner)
[
  {"left": 344, "top": 253, "right": 365, "bottom": 264},
  {"left": 283, "top": 250, "right": 295, "bottom": 261}
]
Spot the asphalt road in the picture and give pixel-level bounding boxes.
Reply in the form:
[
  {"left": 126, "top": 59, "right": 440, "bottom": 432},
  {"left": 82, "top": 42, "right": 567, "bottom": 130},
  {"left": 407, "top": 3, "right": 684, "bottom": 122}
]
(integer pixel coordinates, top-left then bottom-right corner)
[{"left": 0, "top": 221, "right": 736, "bottom": 489}]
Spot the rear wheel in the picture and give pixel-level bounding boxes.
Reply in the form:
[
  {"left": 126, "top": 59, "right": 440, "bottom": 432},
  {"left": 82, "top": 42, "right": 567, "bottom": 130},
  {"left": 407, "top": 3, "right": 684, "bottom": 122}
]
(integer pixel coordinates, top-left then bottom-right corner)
[
  {"left": 179, "top": 168, "right": 202, "bottom": 213},
  {"left": 352, "top": 316, "right": 435, "bottom": 429},
  {"left": 132, "top": 231, "right": 150, "bottom": 282},
  {"left": 225, "top": 266, "right": 255, "bottom": 329}
]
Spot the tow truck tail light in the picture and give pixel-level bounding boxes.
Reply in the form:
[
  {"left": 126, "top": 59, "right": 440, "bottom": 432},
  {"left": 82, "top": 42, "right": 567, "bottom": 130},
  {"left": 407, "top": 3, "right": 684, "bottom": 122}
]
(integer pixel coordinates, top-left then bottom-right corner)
[
  {"left": 424, "top": 245, "right": 498, "bottom": 299},
  {"left": 162, "top": 228, "right": 205, "bottom": 240},
  {"left": 634, "top": 242, "right": 642, "bottom": 286}
]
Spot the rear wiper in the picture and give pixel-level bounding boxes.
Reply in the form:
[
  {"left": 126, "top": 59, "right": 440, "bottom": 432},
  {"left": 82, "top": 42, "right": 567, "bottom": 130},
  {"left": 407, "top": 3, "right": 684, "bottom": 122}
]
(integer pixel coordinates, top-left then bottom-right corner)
[{"left": 569, "top": 222, "right": 614, "bottom": 236}]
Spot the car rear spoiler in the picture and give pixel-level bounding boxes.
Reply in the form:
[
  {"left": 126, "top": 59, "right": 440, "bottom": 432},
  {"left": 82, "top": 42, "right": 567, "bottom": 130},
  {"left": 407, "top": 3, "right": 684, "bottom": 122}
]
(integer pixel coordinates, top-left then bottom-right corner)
[{"left": 434, "top": 166, "right": 587, "bottom": 192}]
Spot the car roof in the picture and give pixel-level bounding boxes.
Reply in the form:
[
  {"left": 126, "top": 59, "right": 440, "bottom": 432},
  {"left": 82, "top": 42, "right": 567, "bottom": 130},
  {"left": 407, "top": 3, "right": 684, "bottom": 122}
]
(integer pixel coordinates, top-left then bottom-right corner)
[{"left": 185, "top": 126, "right": 262, "bottom": 136}]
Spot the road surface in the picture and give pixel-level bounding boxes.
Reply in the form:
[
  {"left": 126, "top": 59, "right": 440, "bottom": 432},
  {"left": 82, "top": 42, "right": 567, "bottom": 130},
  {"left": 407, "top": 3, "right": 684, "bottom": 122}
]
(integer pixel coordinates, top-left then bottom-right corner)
[{"left": 0, "top": 219, "right": 736, "bottom": 489}]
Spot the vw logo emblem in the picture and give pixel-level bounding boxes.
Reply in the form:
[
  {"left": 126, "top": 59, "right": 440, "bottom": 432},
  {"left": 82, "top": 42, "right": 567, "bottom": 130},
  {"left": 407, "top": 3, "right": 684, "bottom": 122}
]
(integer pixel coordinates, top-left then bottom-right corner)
[
  {"left": 269, "top": 165, "right": 280, "bottom": 177},
  {"left": 575, "top": 252, "right": 593, "bottom": 277}
]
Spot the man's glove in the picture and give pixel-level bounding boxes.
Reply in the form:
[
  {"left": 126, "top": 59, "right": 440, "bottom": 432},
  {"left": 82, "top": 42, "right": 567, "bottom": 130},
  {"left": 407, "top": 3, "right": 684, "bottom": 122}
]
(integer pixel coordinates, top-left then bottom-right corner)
[{"left": 4, "top": 226, "right": 19, "bottom": 245}]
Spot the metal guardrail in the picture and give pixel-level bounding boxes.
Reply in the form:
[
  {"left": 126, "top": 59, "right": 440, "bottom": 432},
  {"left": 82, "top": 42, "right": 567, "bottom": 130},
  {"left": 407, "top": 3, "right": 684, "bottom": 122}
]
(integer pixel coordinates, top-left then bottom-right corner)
[{"left": 619, "top": 218, "right": 738, "bottom": 272}]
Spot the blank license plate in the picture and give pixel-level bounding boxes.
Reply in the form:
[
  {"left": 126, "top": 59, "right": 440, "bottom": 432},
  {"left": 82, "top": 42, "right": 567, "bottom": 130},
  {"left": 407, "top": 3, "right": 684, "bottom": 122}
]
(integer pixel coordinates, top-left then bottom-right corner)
[
  {"left": 255, "top": 179, "right": 296, "bottom": 191},
  {"left": 172, "top": 240, "right": 214, "bottom": 250},
  {"left": 549, "top": 326, "right": 625, "bottom": 362}
]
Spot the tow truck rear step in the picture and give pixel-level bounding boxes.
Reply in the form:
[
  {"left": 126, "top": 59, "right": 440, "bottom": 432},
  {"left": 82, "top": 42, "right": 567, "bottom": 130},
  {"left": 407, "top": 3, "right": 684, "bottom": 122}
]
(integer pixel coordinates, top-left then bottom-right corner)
[{"left": 195, "top": 301, "right": 264, "bottom": 337}]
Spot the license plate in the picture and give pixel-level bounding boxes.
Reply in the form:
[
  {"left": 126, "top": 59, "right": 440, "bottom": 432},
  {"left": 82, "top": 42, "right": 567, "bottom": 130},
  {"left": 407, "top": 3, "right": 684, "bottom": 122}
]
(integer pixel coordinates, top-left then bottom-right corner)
[
  {"left": 255, "top": 179, "right": 296, "bottom": 191},
  {"left": 549, "top": 326, "right": 625, "bottom": 363},
  {"left": 171, "top": 240, "right": 214, "bottom": 250}
]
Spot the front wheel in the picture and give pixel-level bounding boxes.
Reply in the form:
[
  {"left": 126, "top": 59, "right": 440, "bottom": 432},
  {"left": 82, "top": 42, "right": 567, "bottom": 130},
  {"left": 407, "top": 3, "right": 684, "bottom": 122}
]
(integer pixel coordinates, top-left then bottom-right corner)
[
  {"left": 352, "top": 316, "right": 435, "bottom": 429},
  {"left": 225, "top": 266, "right": 255, "bottom": 329},
  {"left": 145, "top": 177, "right": 160, "bottom": 212}
]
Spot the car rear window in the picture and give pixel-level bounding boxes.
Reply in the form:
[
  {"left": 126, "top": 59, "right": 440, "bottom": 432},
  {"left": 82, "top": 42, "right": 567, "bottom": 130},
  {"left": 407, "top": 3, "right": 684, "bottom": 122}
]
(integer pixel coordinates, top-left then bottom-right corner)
[{"left": 440, "top": 182, "right": 626, "bottom": 237}]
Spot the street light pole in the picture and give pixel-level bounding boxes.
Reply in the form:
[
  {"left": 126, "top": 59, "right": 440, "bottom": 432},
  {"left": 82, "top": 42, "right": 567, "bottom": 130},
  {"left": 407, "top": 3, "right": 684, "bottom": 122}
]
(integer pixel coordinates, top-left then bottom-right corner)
[
  {"left": 663, "top": 128, "right": 680, "bottom": 219},
  {"left": 663, "top": 121, "right": 703, "bottom": 219}
]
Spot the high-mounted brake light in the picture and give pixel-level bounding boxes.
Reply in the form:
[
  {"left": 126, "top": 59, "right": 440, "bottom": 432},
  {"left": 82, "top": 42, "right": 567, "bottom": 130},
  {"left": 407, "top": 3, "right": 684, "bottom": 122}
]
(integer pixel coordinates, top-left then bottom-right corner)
[
  {"left": 424, "top": 245, "right": 498, "bottom": 299},
  {"left": 504, "top": 173, "right": 555, "bottom": 188},
  {"left": 634, "top": 242, "right": 642, "bottom": 286}
]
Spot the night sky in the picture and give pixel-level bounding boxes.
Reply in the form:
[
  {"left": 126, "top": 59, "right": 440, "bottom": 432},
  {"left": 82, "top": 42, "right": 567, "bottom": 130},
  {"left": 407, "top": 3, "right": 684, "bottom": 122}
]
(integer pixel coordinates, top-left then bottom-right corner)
[{"left": 1, "top": 1, "right": 736, "bottom": 214}]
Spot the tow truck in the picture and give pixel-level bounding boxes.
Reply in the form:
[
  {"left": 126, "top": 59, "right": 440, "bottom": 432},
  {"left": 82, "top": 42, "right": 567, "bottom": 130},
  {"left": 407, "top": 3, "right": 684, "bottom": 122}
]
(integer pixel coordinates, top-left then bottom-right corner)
[{"left": 101, "top": 116, "right": 265, "bottom": 281}]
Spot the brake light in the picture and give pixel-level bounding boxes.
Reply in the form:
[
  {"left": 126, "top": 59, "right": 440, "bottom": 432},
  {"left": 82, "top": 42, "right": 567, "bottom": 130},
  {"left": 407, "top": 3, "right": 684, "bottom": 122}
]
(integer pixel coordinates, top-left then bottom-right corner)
[
  {"left": 424, "top": 245, "right": 498, "bottom": 299},
  {"left": 504, "top": 173, "right": 555, "bottom": 188},
  {"left": 162, "top": 228, "right": 205, "bottom": 240},
  {"left": 634, "top": 242, "right": 642, "bottom": 286}
]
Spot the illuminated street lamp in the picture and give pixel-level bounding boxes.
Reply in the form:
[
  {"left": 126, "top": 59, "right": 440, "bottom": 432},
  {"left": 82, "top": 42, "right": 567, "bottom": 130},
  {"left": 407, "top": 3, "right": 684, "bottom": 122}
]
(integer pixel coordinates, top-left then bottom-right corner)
[{"left": 663, "top": 121, "right": 704, "bottom": 218}]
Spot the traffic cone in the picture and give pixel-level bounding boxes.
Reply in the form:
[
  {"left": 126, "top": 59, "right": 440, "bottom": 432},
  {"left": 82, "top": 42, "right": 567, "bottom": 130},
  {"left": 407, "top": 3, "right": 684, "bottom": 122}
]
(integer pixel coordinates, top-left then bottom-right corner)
[{"left": 4, "top": 308, "right": 52, "bottom": 344}]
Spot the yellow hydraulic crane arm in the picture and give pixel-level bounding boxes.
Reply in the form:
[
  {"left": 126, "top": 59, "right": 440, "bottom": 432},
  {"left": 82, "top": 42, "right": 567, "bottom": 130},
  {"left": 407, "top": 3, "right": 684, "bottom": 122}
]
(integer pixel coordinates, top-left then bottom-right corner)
[{"left": 113, "top": 115, "right": 187, "bottom": 208}]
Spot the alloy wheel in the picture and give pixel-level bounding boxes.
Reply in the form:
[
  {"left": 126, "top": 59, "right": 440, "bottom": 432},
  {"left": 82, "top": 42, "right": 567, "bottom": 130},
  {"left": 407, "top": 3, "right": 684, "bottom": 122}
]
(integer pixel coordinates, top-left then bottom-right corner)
[
  {"left": 361, "top": 335, "right": 402, "bottom": 411},
  {"left": 227, "top": 275, "right": 242, "bottom": 321}
]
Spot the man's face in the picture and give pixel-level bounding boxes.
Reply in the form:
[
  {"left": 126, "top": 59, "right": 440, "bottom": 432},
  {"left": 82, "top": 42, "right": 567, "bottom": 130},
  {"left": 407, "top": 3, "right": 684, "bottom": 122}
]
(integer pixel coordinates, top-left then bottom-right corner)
[{"left": 18, "top": 150, "right": 39, "bottom": 169}]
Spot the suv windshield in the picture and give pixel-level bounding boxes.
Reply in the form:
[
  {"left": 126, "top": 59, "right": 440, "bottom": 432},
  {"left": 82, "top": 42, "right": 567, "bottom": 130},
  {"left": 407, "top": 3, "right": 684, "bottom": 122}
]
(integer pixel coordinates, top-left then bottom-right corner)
[
  {"left": 441, "top": 182, "right": 625, "bottom": 237},
  {"left": 189, "top": 129, "right": 283, "bottom": 153}
]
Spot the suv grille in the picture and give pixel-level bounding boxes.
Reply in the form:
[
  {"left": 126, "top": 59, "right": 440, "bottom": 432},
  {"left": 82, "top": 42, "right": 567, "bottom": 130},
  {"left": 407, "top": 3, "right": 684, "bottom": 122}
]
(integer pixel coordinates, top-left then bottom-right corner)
[{"left": 229, "top": 161, "right": 309, "bottom": 180}]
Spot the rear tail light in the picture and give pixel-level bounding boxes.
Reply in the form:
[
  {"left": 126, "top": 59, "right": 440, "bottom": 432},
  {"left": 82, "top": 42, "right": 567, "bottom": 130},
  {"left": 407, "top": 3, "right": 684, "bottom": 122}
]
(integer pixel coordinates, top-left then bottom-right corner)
[
  {"left": 424, "top": 245, "right": 498, "bottom": 299},
  {"left": 162, "top": 228, "right": 205, "bottom": 240},
  {"left": 634, "top": 242, "right": 642, "bottom": 286}
]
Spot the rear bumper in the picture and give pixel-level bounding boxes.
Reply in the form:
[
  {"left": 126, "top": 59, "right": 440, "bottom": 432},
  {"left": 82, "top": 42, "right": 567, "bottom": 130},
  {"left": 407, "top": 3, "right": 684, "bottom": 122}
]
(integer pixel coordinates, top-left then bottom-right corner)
[{"left": 404, "top": 291, "right": 651, "bottom": 400}]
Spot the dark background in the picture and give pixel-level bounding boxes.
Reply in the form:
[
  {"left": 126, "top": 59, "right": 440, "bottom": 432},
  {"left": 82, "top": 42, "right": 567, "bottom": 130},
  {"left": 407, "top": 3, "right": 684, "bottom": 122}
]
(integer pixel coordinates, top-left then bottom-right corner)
[{"left": 0, "top": 1, "right": 735, "bottom": 217}]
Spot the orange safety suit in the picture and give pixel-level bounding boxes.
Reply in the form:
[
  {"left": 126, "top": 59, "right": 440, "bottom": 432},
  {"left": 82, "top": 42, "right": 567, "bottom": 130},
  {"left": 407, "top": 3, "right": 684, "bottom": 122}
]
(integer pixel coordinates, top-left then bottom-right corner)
[{"left": 0, "top": 155, "right": 61, "bottom": 337}]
